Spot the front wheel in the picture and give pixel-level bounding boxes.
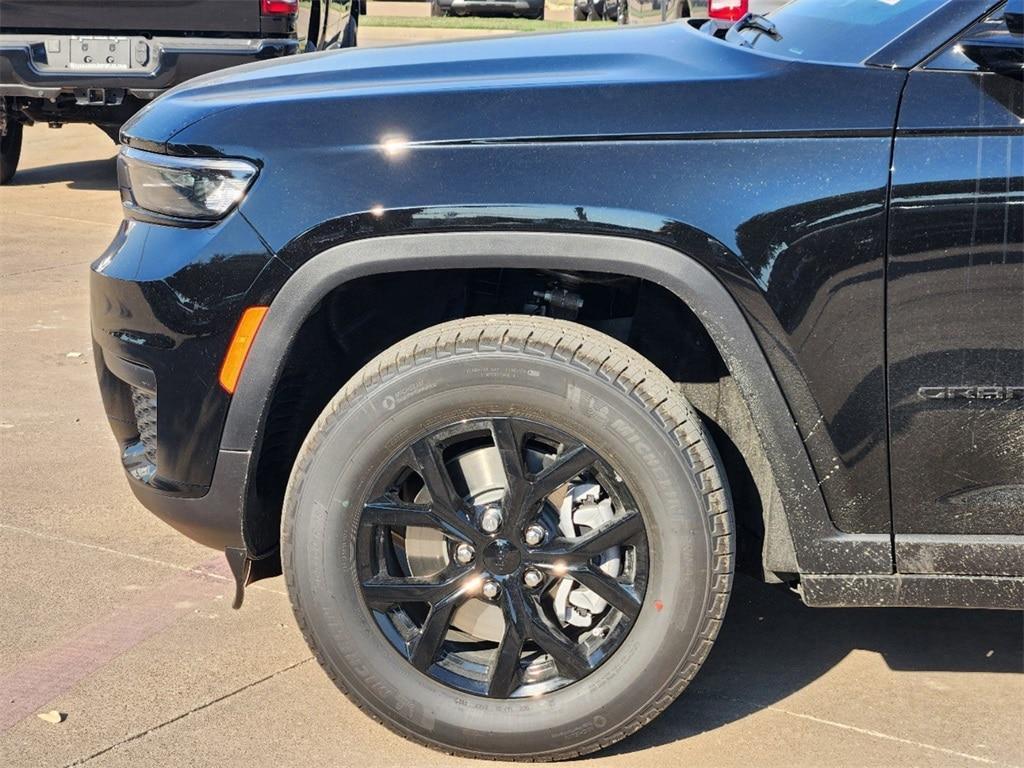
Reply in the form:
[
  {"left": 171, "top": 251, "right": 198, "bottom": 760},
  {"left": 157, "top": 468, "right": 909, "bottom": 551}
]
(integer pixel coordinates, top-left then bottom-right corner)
[
  {"left": 1, "top": 119, "right": 23, "bottom": 185},
  {"left": 283, "top": 315, "right": 734, "bottom": 760}
]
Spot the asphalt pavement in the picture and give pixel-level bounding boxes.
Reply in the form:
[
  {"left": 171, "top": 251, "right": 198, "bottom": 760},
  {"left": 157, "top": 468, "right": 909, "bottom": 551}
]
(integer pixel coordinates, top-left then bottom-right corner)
[{"left": 1, "top": 49, "right": 1022, "bottom": 768}]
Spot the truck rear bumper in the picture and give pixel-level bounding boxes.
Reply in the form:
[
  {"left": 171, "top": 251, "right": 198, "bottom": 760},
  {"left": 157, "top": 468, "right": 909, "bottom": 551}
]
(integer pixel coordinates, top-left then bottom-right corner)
[
  {"left": 437, "top": 0, "right": 544, "bottom": 15},
  {"left": 0, "top": 35, "right": 298, "bottom": 99}
]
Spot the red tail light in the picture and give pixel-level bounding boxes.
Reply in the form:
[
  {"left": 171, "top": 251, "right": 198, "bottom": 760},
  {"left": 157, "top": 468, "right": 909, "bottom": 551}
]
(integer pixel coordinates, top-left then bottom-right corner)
[
  {"left": 708, "top": 0, "right": 748, "bottom": 22},
  {"left": 261, "top": 0, "right": 298, "bottom": 14}
]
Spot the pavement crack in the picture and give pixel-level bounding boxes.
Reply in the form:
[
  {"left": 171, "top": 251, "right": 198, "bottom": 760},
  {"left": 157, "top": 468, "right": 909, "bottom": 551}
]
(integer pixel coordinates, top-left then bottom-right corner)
[
  {"left": 0, "top": 523, "right": 287, "bottom": 596},
  {"left": 764, "top": 706, "right": 1017, "bottom": 767},
  {"left": 63, "top": 657, "right": 314, "bottom": 767},
  {"left": 690, "top": 689, "right": 1015, "bottom": 767},
  {"left": 1, "top": 259, "right": 94, "bottom": 278},
  {"left": 1, "top": 209, "right": 118, "bottom": 228}
]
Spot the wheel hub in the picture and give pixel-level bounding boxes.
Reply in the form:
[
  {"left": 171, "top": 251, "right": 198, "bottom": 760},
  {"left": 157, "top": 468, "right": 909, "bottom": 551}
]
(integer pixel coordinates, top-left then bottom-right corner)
[{"left": 482, "top": 538, "right": 521, "bottom": 575}]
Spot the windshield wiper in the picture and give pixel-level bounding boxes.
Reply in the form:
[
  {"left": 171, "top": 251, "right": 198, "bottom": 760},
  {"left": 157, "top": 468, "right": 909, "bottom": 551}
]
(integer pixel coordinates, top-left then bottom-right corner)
[{"left": 732, "top": 12, "right": 782, "bottom": 43}]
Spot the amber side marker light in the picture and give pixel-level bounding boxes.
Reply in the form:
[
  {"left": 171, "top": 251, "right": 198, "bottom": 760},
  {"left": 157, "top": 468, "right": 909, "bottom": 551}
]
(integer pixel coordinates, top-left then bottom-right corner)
[{"left": 219, "top": 306, "right": 269, "bottom": 394}]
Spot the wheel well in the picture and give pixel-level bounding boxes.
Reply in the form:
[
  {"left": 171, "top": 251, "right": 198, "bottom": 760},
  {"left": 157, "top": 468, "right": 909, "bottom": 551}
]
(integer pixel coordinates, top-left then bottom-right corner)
[{"left": 245, "top": 267, "right": 784, "bottom": 578}]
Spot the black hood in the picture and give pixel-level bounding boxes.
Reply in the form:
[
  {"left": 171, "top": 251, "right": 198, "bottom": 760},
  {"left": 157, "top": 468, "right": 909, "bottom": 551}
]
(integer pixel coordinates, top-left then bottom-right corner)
[{"left": 123, "top": 23, "right": 904, "bottom": 154}]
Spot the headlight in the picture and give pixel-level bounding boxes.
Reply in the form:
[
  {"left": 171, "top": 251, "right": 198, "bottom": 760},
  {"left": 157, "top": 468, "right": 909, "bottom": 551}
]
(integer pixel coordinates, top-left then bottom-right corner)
[{"left": 120, "top": 147, "right": 258, "bottom": 222}]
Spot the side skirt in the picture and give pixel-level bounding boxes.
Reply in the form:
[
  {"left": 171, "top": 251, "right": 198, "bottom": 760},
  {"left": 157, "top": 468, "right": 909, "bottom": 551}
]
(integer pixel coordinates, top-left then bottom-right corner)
[
  {"left": 896, "top": 534, "right": 1024, "bottom": 577},
  {"left": 801, "top": 573, "right": 1024, "bottom": 609}
]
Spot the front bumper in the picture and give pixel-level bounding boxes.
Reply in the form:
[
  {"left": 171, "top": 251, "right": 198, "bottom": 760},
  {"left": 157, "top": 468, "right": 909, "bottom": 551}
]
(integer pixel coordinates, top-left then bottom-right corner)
[
  {"left": 0, "top": 35, "right": 298, "bottom": 99},
  {"left": 90, "top": 213, "right": 286, "bottom": 550},
  {"left": 132, "top": 446, "right": 253, "bottom": 551}
]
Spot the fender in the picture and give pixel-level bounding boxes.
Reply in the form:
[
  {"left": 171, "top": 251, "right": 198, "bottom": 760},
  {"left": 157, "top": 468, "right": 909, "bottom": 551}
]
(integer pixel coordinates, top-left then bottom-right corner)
[{"left": 221, "top": 231, "right": 893, "bottom": 575}]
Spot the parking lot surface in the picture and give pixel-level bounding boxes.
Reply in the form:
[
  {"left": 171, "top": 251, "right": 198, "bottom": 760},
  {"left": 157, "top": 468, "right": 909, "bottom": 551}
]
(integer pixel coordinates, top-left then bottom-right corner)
[{"left": 1, "top": 107, "right": 1023, "bottom": 768}]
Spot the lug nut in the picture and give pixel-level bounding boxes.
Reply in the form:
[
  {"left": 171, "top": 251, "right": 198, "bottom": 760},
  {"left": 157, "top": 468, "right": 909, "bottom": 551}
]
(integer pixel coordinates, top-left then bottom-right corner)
[
  {"left": 523, "top": 524, "right": 546, "bottom": 547},
  {"left": 480, "top": 507, "right": 503, "bottom": 534},
  {"left": 481, "top": 579, "right": 501, "bottom": 599},
  {"left": 454, "top": 542, "right": 475, "bottom": 565},
  {"left": 592, "top": 625, "right": 609, "bottom": 639},
  {"left": 523, "top": 568, "right": 543, "bottom": 589}
]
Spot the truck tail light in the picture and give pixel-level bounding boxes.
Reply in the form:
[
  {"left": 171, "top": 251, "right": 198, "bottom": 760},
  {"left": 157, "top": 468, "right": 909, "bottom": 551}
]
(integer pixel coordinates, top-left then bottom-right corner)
[
  {"left": 261, "top": 0, "right": 298, "bottom": 15},
  {"left": 708, "top": 0, "right": 748, "bottom": 22}
]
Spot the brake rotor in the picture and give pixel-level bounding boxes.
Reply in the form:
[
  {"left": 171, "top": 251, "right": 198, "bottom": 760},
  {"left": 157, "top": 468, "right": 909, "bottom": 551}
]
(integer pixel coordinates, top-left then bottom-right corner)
[{"left": 405, "top": 444, "right": 508, "bottom": 642}]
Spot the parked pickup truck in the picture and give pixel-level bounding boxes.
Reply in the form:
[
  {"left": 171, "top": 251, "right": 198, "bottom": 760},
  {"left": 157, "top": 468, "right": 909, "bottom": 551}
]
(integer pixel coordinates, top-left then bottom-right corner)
[{"left": 0, "top": 0, "right": 357, "bottom": 183}]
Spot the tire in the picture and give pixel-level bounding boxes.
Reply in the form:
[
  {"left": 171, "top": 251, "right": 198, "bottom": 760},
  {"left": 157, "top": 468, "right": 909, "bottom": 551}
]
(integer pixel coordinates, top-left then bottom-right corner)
[
  {"left": 341, "top": 12, "right": 358, "bottom": 47},
  {"left": 1, "top": 119, "right": 23, "bottom": 185},
  {"left": 98, "top": 125, "right": 121, "bottom": 144},
  {"left": 573, "top": 5, "right": 586, "bottom": 20},
  {"left": 430, "top": 1, "right": 445, "bottom": 16},
  {"left": 283, "top": 314, "right": 734, "bottom": 761}
]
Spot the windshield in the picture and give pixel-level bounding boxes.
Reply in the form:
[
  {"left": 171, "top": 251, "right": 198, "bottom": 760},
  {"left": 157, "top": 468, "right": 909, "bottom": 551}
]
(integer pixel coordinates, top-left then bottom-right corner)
[{"left": 730, "top": 0, "right": 952, "bottom": 64}]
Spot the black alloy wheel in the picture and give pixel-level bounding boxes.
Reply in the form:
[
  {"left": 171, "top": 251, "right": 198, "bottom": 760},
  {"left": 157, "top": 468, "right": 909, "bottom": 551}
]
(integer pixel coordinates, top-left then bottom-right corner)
[{"left": 356, "top": 416, "right": 649, "bottom": 699}]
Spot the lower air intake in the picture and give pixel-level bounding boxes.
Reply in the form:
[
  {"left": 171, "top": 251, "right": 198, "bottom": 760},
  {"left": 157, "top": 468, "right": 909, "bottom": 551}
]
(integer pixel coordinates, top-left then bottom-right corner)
[{"left": 130, "top": 387, "right": 157, "bottom": 466}]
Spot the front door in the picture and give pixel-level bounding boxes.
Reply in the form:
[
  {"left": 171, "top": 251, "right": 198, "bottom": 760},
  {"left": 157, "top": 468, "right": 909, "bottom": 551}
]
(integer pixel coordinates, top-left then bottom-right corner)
[{"left": 886, "top": 1, "right": 1023, "bottom": 574}]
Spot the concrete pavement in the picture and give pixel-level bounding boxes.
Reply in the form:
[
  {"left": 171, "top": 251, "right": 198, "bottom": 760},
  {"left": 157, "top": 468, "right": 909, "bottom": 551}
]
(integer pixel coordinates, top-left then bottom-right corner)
[{"left": 1, "top": 119, "right": 1022, "bottom": 768}]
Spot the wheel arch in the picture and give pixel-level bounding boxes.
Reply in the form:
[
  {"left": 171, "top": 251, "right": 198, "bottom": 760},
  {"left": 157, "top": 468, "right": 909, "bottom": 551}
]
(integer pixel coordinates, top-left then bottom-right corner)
[{"left": 225, "top": 231, "right": 869, "bottom": 577}]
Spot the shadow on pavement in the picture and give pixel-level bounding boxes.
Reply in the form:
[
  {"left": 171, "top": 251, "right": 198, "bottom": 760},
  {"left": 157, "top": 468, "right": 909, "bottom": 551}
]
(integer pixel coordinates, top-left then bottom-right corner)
[
  {"left": 10, "top": 155, "right": 117, "bottom": 191},
  {"left": 609, "top": 575, "right": 1023, "bottom": 755}
]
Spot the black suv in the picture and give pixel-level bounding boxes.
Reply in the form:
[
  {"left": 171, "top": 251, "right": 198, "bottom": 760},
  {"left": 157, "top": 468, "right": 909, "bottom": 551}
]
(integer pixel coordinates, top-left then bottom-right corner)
[
  {"left": 90, "top": 0, "right": 1023, "bottom": 761},
  {"left": 0, "top": 0, "right": 357, "bottom": 183}
]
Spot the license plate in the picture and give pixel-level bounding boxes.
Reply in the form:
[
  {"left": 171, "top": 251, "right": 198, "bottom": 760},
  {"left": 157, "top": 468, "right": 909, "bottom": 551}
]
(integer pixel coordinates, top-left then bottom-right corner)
[{"left": 67, "top": 36, "right": 132, "bottom": 69}]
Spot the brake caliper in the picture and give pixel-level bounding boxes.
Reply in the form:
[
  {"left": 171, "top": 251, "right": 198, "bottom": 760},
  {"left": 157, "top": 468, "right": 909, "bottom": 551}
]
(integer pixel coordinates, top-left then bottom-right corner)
[{"left": 553, "top": 483, "right": 622, "bottom": 627}]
